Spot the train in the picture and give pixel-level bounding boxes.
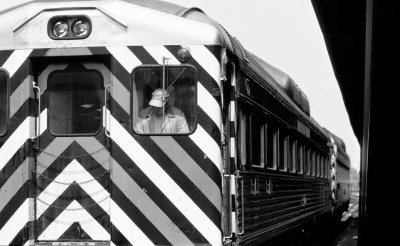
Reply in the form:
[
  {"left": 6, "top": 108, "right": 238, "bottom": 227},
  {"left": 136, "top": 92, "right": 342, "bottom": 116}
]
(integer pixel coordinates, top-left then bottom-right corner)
[{"left": 0, "top": 0, "right": 351, "bottom": 245}]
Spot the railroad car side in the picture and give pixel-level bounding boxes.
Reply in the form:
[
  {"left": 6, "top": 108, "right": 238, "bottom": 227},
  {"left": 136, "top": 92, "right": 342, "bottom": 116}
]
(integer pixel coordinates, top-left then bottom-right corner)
[{"left": 225, "top": 43, "right": 332, "bottom": 245}]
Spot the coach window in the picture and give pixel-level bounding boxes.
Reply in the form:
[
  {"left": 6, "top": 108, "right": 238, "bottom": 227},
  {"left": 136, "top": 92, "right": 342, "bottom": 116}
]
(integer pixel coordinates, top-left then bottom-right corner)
[
  {"left": 310, "top": 150, "right": 316, "bottom": 176},
  {"left": 325, "top": 157, "right": 329, "bottom": 178},
  {"left": 290, "top": 138, "right": 297, "bottom": 173},
  {"left": 314, "top": 151, "right": 318, "bottom": 176},
  {"left": 132, "top": 65, "right": 196, "bottom": 135},
  {"left": 297, "top": 143, "right": 304, "bottom": 174},
  {"left": 267, "top": 123, "right": 278, "bottom": 170},
  {"left": 318, "top": 154, "right": 322, "bottom": 177},
  {"left": 279, "top": 130, "right": 288, "bottom": 171},
  {"left": 317, "top": 153, "right": 321, "bottom": 177},
  {"left": 325, "top": 156, "right": 328, "bottom": 177},
  {"left": 327, "top": 157, "right": 331, "bottom": 177},
  {"left": 287, "top": 136, "right": 292, "bottom": 172},
  {"left": 320, "top": 155, "right": 324, "bottom": 177},
  {"left": 0, "top": 69, "right": 9, "bottom": 136},
  {"left": 238, "top": 109, "right": 249, "bottom": 166},
  {"left": 305, "top": 146, "right": 311, "bottom": 175},
  {"left": 250, "top": 114, "right": 266, "bottom": 168},
  {"left": 315, "top": 153, "right": 319, "bottom": 177},
  {"left": 49, "top": 69, "right": 103, "bottom": 135}
]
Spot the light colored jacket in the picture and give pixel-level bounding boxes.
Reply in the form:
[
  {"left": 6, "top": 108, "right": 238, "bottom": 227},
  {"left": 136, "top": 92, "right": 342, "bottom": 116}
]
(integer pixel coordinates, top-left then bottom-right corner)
[{"left": 134, "top": 106, "right": 189, "bottom": 134}]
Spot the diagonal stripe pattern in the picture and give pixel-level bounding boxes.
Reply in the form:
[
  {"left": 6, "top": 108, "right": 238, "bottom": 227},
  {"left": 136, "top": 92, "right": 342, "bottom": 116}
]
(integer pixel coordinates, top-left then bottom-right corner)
[
  {"left": 110, "top": 113, "right": 222, "bottom": 246},
  {"left": 0, "top": 44, "right": 223, "bottom": 245}
]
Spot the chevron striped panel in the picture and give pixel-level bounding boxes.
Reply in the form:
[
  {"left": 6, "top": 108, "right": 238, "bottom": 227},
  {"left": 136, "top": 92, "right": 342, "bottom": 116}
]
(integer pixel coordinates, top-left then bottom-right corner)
[{"left": 0, "top": 45, "right": 224, "bottom": 245}]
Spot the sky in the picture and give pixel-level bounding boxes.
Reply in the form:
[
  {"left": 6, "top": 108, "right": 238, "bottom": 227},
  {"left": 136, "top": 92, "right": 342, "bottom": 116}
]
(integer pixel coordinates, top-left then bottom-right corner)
[{"left": 165, "top": 0, "right": 360, "bottom": 171}]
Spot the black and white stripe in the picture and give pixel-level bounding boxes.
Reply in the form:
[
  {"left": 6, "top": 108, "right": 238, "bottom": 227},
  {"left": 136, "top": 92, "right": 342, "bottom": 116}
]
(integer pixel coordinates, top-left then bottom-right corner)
[{"left": 1, "top": 44, "right": 224, "bottom": 245}]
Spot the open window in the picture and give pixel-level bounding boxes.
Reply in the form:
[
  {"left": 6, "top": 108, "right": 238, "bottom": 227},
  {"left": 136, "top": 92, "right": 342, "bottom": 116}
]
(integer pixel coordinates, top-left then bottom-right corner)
[
  {"left": 48, "top": 68, "right": 103, "bottom": 135},
  {"left": 132, "top": 65, "right": 197, "bottom": 135},
  {"left": 0, "top": 69, "right": 9, "bottom": 136}
]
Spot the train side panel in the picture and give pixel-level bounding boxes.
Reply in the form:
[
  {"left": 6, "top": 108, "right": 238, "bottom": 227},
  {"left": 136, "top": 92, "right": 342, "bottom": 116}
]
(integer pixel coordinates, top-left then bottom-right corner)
[{"left": 229, "top": 64, "right": 332, "bottom": 245}]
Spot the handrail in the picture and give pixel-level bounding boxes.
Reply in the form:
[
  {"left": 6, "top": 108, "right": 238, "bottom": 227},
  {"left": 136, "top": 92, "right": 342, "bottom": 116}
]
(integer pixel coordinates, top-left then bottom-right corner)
[
  {"left": 238, "top": 178, "right": 245, "bottom": 235},
  {"left": 222, "top": 173, "right": 233, "bottom": 241},
  {"left": 104, "top": 84, "right": 111, "bottom": 137},
  {"left": 32, "top": 81, "right": 41, "bottom": 147}
]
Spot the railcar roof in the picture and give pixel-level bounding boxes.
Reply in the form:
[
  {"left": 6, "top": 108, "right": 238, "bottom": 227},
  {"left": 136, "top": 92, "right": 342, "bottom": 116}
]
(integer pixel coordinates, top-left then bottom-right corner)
[
  {"left": 323, "top": 127, "right": 350, "bottom": 166},
  {"left": 326, "top": 129, "right": 347, "bottom": 153}
]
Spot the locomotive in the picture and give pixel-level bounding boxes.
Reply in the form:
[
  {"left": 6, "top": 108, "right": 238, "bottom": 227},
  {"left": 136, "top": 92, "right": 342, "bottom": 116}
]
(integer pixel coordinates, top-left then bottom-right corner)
[{"left": 0, "top": 0, "right": 350, "bottom": 245}]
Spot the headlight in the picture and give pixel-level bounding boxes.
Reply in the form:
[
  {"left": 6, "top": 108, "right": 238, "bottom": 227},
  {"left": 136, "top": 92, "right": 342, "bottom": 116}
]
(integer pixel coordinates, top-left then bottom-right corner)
[
  {"left": 48, "top": 16, "right": 91, "bottom": 40},
  {"left": 52, "top": 21, "right": 69, "bottom": 37},
  {"left": 72, "top": 19, "right": 90, "bottom": 37}
]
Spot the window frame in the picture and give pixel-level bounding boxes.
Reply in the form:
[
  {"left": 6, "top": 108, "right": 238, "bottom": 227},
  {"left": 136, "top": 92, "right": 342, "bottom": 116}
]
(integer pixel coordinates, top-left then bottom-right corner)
[
  {"left": 316, "top": 152, "right": 320, "bottom": 177},
  {"left": 250, "top": 113, "right": 266, "bottom": 168},
  {"left": 327, "top": 157, "right": 331, "bottom": 178},
  {"left": 131, "top": 64, "right": 198, "bottom": 136},
  {"left": 266, "top": 123, "right": 278, "bottom": 170},
  {"left": 311, "top": 150, "right": 316, "bottom": 176},
  {"left": 278, "top": 129, "right": 288, "bottom": 171},
  {"left": 238, "top": 109, "right": 248, "bottom": 166},
  {"left": 47, "top": 68, "right": 104, "bottom": 137},
  {"left": 0, "top": 68, "right": 10, "bottom": 137},
  {"left": 297, "top": 143, "right": 304, "bottom": 174},
  {"left": 289, "top": 138, "right": 297, "bottom": 173},
  {"left": 305, "top": 146, "right": 311, "bottom": 175}
]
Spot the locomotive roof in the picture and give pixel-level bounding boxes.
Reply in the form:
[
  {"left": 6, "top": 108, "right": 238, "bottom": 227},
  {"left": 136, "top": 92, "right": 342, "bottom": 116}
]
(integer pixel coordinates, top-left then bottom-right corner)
[{"left": 1, "top": 0, "right": 311, "bottom": 122}]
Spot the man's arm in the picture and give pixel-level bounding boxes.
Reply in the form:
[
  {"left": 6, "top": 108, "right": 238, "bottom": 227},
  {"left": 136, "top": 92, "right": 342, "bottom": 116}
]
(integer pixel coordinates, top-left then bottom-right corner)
[{"left": 176, "top": 113, "right": 189, "bottom": 133}]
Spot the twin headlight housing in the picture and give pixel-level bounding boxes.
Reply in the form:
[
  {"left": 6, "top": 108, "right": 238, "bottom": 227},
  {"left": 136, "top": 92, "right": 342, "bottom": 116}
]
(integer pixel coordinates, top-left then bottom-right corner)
[{"left": 48, "top": 16, "right": 91, "bottom": 39}]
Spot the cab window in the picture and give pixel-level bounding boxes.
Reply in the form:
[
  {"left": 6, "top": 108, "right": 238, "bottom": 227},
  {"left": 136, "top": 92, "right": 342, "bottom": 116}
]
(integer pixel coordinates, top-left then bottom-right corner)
[
  {"left": 132, "top": 65, "right": 196, "bottom": 135},
  {"left": 48, "top": 69, "right": 103, "bottom": 135},
  {"left": 0, "top": 69, "right": 9, "bottom": 136}
]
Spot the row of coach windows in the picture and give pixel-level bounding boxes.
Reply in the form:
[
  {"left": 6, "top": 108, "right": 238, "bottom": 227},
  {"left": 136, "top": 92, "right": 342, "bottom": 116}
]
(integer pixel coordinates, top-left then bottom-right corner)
[{"left": 238, "top": 108, "right": 330, "bottom": 178}]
